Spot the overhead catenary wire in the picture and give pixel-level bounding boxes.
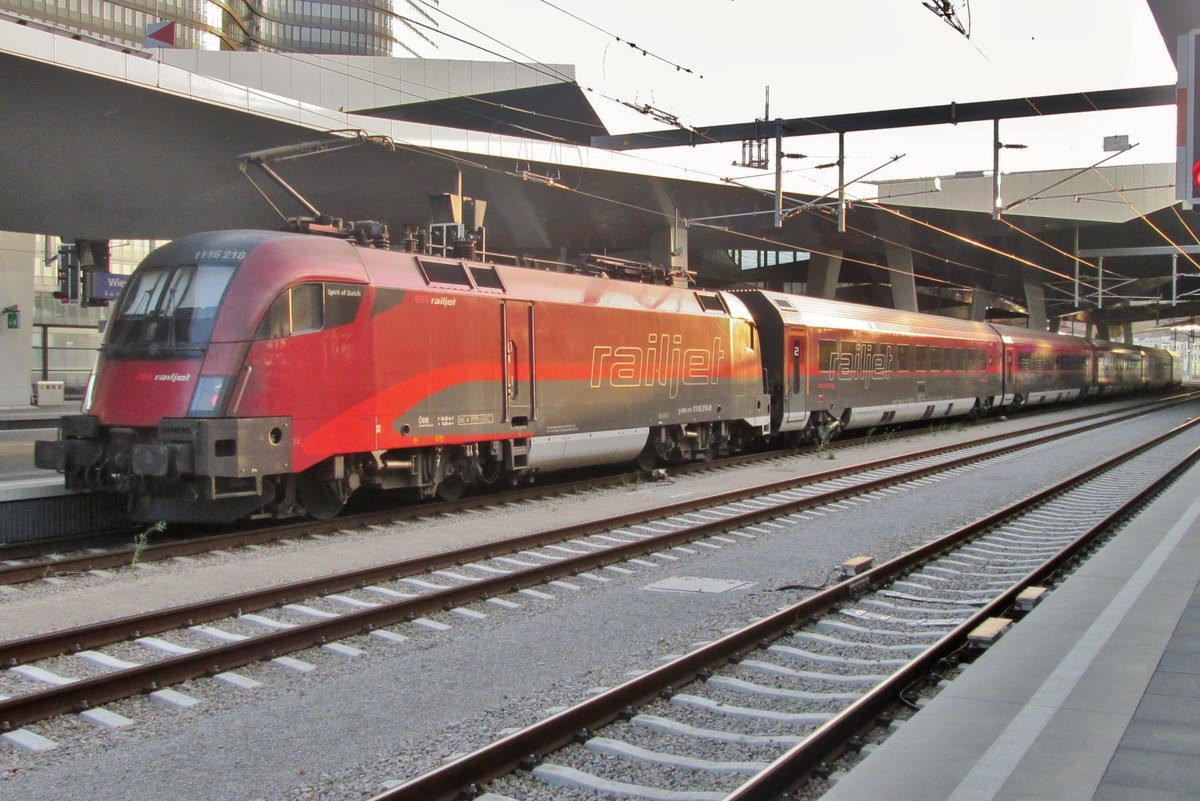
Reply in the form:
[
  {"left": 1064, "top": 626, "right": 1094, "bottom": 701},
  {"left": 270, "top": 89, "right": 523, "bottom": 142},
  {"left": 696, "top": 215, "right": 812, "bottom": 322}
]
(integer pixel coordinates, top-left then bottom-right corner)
[
  {"left": 722, "top": 162, "right": 1047, "bottom": 293},
  {"left": 1170, "top": 206, "right": 1200, "bottom": 248},
  {"left": 530, "top": 0, "right": 703, "bottom": 77},
  {"left": 404, "top": 1, "right": 720, "bottom": 143},
  {"left": 365, "top": 126, "right": 977, "bottom": 291},
  {"left": 230, "top": 79, "right": 1094, "bottom": 307},
  {"left": 189, "top": 100, "right": 1036, "bottom": 303},
  {"left": 29, "top": 4, "right": 1180, "bottom": 319},
  {"left": 1001, "top": 145, "right": 1136, "bottom": 213},
  {"left": 1089, "top": 168, "right": 1200, "bottom": 273},
  {"left": 123, "top": 6, "right": 1132, "bottom": 304},
  {"left": 859, "top": 200, "right": 1074, "bottom": 283}
]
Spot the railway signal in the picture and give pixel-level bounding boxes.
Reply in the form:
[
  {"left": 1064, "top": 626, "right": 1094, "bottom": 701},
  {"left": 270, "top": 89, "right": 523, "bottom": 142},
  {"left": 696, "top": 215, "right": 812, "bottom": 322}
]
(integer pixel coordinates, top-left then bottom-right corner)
[
  {"left": 1178, "top": 29, "right": 1200, "bottom": 208},
  {"left": 51, "top": 242, "right": 79, "bottom": 304}
]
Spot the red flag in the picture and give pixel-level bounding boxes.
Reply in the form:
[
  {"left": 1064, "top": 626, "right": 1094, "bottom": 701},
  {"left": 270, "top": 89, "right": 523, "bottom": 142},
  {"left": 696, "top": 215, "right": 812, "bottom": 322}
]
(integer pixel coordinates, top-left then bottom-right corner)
[{"left": 145, "top": 21, "right": 176, "bottom": 48}]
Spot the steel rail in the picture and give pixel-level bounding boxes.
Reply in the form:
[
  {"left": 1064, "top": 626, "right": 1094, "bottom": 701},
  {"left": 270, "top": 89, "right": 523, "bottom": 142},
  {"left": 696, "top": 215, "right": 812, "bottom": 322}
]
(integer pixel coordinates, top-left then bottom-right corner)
[
  {"left": 5, "top": 391, "right": 1193, "bottom": 578},
  {"left": 722, "top": 442, "right": 1200, "bottom": 799},
  {"left": 3, "top": 392, "right": 1193, "bottom": 585},
  {"left": 0, "top": 411, "right": 1194, "bottom": 732},
  {"left": 0, "top": 445, "right": 796, "bottom": 580},
  {"left": 369, "top": 417, "right": 1200, "bottom": 801},
  {"left": 1, "top": 394, "right": 1188, "bottom": 669}
]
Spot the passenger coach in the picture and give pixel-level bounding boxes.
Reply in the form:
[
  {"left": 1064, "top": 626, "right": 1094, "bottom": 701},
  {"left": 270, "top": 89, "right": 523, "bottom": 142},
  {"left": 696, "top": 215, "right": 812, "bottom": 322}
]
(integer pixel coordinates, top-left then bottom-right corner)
[{"left": 734, "top": 290, "right": 1004, "bottom": 438}]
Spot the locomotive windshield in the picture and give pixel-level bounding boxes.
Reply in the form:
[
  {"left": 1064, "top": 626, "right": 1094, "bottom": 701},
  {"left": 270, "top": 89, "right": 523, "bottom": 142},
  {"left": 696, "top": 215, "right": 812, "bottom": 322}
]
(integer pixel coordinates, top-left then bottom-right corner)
[{"left": 106, "top": 263, "right": 235, "bottom": 350}]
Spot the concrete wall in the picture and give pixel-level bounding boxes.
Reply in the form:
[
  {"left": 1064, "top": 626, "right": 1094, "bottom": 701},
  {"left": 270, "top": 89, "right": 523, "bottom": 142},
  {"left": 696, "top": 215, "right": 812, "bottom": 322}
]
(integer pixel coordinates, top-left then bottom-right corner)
[{"left": 0, "top": 232, "right": 34, "bottom": 407}]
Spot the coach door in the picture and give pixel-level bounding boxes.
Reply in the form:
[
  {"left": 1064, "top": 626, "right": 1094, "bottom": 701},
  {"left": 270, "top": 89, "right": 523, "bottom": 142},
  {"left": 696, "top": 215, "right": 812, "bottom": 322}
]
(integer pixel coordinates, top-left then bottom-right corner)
[
  {"left": 782, "top": 328, "right": 810, "bottom": 431},
  {"left": 502, "top": 301, "right": 535, "bottom": 425},
  {"left": 1002, "top": 340, "right": 1016, "bottom": 405}
]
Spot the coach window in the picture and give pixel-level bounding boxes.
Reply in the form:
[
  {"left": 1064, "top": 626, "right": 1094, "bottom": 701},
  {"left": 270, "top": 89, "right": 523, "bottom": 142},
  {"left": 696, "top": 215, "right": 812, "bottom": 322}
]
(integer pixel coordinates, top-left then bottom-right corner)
[
  {"left": 915, "top": 345, "right": 929, "bottom": 372},
  {"left": 818, "top": 340, "right": 837, "bottom": 370}
]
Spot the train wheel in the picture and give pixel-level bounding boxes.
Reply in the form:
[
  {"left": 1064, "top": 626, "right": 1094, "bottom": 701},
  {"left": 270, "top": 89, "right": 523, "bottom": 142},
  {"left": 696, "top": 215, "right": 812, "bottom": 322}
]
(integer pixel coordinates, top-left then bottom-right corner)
[
  {"left": 479, "top": 460, "right": 502, "bottom": 485},
  {"left": 296, "top": 473, "right": 348, "bottom": 520},
  {"left": 636, "top": 442, "right": 659, "bottom": 472},
  {"left": 435, "top": 474, "right": 466, "bottom": 501}
]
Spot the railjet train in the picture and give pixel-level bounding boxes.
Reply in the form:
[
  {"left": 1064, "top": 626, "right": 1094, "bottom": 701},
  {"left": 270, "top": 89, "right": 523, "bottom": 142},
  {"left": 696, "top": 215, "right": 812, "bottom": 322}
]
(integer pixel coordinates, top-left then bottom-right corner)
[{"left": 35, "top": 229, "right": 1180, "bottom": 523}]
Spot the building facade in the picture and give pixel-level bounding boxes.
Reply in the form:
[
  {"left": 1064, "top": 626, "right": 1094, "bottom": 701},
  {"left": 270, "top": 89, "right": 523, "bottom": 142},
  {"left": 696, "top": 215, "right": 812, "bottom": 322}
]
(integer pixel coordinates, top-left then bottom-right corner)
[{"left": 0, "top": 0, "right": 433, "bottom": 55}]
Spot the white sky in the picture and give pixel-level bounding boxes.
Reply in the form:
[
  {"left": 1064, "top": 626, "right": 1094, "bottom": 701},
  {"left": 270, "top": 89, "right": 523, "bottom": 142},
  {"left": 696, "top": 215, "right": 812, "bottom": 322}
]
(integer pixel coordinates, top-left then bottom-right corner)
[{"left": 427, "top": 0, "right": 1179, "bottom": 199}]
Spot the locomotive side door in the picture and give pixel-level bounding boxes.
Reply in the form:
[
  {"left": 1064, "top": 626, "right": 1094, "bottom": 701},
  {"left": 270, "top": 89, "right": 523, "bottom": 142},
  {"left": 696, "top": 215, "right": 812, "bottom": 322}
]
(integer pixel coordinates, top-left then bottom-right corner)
[{"left": 502, "top": 300, "right": 535, "bottom": 425}]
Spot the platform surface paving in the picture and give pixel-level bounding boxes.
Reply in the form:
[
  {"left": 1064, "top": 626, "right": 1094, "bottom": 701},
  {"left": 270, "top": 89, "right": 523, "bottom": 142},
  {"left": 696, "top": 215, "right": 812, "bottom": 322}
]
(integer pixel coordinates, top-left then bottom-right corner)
[{"left": 821, "top": 464, "right": 1200, "bottom": 801}]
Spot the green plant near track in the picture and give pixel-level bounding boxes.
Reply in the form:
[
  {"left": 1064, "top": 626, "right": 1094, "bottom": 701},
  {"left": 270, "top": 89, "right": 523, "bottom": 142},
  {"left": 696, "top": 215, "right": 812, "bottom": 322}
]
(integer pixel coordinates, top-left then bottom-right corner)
[
  {"left": 814, "top": 424, "right": 836, "bottom": 460},
  {"left": 130, "top": 521, "right": 167, "bottom": 571}
]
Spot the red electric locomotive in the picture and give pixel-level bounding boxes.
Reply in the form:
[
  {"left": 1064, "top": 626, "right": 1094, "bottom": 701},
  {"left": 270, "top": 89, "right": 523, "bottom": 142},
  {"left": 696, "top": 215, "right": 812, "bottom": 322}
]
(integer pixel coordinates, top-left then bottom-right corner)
[{"left": 36, "top": 230, "right": 769, "bottom": 522}]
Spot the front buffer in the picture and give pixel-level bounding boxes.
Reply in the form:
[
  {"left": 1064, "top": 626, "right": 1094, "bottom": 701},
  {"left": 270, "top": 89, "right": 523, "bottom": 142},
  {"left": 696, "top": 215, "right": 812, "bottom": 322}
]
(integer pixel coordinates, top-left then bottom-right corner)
[{"left": 35, "top": 414, "right": 292, "bottom": 523}]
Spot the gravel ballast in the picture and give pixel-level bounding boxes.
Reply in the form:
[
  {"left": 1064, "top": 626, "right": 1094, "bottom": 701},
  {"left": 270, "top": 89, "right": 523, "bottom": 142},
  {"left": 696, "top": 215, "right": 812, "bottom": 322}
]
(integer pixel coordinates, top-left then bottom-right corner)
[{"left": 1, "top": 400, "right": 1194, "bottom": 801}]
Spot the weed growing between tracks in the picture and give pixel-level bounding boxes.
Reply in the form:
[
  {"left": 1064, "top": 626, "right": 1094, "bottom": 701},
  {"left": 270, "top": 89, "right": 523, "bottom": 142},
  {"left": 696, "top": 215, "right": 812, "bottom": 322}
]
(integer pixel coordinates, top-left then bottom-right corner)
[
  {"left": 40, "top": 553, "right": 64, "bottom": 579},
  {"left": 129, "top": 521, "right": 166, "bottom": 572},
  {"left": 815, "top": 425, "right": 837, "bottom": 460}
]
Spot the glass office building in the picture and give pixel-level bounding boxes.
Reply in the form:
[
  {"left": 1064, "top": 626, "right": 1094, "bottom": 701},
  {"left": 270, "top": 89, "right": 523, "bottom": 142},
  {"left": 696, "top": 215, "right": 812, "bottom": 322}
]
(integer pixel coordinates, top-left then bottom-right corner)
[{"left": 0, "top": 0, "right": 432, "bottom": 56}]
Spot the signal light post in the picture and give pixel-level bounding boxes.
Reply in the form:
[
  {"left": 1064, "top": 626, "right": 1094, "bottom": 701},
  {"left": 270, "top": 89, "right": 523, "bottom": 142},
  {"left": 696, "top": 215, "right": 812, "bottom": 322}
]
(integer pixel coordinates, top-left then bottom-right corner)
[{"left": 1178, "top": 29, "right": 1200, "bottom": 208}]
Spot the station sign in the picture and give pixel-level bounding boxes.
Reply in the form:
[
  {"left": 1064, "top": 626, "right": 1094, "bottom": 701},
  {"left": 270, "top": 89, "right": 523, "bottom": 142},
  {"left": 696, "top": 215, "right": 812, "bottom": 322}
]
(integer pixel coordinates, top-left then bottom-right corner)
[{"left": 87, "top": 272, "right": 129, "bottom": 304}]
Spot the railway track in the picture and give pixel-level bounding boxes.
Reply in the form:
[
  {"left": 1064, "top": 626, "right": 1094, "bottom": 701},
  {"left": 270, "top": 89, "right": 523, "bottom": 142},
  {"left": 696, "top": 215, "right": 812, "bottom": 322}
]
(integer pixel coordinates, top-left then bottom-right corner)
[
  {"left": 1, "top": 392, "right": 1193, "bottom": 585},
  {"left": 0, "top": 396, "right": 1195, "bottom": 747},
  {"left": 372, "top": 418, "right": 1200, "bottom": 801}
]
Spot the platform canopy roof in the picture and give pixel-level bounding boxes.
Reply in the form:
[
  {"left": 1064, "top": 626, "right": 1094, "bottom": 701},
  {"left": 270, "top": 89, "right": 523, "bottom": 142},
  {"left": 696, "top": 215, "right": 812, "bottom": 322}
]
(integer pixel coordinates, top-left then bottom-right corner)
[{"left": 1, "top": 18, "right": 1198, "bottom": 326}]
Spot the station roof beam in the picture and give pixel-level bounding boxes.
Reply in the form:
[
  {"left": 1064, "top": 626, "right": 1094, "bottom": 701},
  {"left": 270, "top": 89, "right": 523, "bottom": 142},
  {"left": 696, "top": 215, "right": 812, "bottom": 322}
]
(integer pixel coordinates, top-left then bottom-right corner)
[{"left": 590, "top": 86, "right": 1177, "bottom": 152}]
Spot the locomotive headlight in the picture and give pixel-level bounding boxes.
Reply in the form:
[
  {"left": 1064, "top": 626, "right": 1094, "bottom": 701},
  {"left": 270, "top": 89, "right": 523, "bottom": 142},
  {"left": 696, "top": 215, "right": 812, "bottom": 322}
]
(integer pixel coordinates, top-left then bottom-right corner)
[
  {"left": 81, "top": 354, "right": 103, "bottom": 412},
  {"left": 81, "top": 370, "right": 98, "bottom": 413},
  {"left": 189, "top": 375, "right": 230, "bottom": 417}
]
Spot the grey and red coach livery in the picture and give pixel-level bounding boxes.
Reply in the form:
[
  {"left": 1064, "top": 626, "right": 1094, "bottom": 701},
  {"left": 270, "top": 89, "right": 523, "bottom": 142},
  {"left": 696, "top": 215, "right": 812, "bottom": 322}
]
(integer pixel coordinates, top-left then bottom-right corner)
[{"left": 36, "top": 230, "right": 1180, "bottom": 523}]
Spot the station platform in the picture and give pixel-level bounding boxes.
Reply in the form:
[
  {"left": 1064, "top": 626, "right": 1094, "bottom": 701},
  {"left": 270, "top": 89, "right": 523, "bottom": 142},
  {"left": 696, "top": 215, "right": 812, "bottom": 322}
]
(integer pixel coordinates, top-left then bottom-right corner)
[
  {"left": 0, "top": 400, "right": 79, "bottom": 431},
  {"left": 822, "top": 462, "right": 1200, "bottom": 801},
  {"left": 0, "top": 402, "right": 128, "bottom": 545},
  {"left": 0, "top": 402, "right": 75, "bottom": 482}
]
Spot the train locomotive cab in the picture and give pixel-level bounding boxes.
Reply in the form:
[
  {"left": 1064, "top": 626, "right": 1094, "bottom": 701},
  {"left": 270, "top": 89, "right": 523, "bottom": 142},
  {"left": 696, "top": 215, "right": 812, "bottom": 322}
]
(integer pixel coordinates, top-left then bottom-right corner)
[{"left": 35, "top": 231, "right": 363, "bottom": 523}]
